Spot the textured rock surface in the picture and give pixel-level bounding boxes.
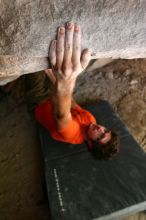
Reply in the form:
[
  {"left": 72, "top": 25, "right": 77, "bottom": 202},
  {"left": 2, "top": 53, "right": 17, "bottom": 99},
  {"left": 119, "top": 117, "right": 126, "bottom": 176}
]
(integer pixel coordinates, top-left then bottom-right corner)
[{"left": 1, "top": 0, "right": 146, "bottom": 83}]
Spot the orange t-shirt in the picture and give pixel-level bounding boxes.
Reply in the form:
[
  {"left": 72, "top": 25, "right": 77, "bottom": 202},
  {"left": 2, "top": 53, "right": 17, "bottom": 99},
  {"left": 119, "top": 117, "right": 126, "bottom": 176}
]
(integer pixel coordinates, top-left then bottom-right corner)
[{"left": 35, "top": 100, "right": 96, "bottom": 144}]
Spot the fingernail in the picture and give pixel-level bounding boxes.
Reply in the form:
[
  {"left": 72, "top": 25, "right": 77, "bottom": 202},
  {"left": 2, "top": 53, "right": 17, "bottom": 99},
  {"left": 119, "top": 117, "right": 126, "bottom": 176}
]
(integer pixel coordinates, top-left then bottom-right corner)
[
  {"left": 74, "top": 24, "right": 80, "bottom": 32},
  {"left": 83, "top": 49, "right": 91, "bottom": 58},
  {"left": 84, "top": 49, "right": 89, "bottom": 54},
  {"left": 59, "top": 27, "right": 65, "bottom": 34},
  {"left": 67, "top": 22, "right": 73, "bottom": 28}
]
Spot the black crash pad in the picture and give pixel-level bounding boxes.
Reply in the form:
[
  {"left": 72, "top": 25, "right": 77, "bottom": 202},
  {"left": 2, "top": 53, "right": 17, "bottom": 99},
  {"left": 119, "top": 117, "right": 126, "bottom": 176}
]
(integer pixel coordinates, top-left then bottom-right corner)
[{"left": 38, "top": 100, "right": 146, "bottom": 220}]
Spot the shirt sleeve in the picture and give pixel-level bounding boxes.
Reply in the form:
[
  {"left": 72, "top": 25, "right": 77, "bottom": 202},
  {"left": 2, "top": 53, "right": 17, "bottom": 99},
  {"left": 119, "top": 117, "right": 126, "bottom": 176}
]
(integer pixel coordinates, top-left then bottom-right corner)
[
  {"left": 52, "top": 117, "right": 81, "bottom": 141},
  {"left": 35, "top": 104, "right": 45, "bottom": 125},
  {"left": 35, "top": 100, "right": 55, "bottom": 131},
  {"left": 72, "top": 104, "right": 96, "bottom": 125}
]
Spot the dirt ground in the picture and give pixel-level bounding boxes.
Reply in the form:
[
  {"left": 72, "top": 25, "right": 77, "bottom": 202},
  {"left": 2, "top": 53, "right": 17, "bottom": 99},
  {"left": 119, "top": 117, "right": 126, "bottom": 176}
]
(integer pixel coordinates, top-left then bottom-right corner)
[{"left": 0, "top": 59, "right": 146, "bottom": 220}]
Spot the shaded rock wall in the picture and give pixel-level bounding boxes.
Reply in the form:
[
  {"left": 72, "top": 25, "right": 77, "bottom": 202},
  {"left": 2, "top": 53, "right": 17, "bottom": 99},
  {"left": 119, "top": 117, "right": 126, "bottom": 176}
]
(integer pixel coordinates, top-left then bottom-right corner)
[{"left": 1, "top": 0, "right": 146, "bottom": 84}]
